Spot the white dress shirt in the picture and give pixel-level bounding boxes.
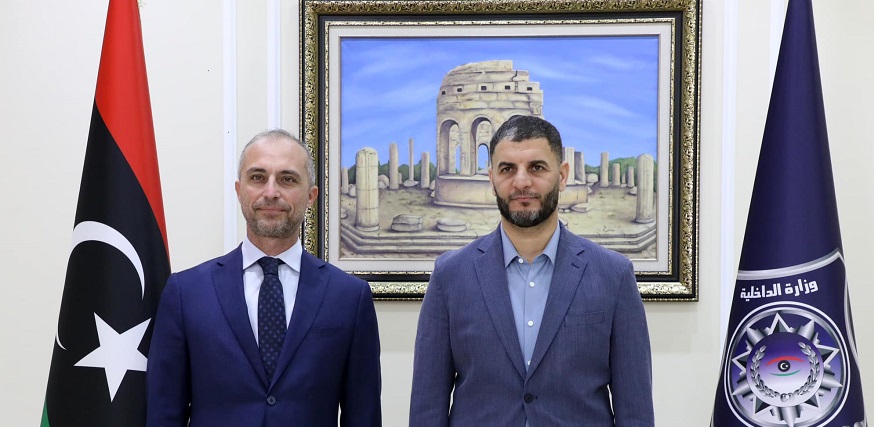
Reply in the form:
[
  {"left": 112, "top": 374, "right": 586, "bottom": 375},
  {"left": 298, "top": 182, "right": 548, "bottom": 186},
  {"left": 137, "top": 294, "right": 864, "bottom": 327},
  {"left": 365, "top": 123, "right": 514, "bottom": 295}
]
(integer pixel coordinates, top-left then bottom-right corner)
[{"left": 240, "top": 236, "right": 302, "bottom": 345}]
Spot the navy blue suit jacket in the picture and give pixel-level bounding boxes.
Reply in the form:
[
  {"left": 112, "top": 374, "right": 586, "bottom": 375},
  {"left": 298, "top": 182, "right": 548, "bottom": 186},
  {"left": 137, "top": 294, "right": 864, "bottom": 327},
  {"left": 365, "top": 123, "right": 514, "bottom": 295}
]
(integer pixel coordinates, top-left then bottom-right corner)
[
  {"left": 146, "top": 246, "right": 381, "bottom": 427},
  {"left": 410, "top": 226, "right": 654, "bottom": 426}
]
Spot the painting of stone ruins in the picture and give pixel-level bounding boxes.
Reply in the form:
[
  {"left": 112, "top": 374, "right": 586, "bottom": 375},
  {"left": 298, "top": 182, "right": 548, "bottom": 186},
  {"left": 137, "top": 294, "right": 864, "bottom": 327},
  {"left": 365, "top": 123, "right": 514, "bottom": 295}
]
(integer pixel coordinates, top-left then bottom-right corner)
[{"left": 337, "top": 60, "right": 657, "bottom": 261}]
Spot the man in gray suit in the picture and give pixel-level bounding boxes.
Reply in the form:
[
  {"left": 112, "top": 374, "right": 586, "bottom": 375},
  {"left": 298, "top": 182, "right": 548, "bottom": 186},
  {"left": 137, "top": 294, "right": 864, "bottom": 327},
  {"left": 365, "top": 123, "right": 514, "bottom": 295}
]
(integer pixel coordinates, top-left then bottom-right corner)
[{"left": 409, "top": 115, "right": 654, "bottom": 426}]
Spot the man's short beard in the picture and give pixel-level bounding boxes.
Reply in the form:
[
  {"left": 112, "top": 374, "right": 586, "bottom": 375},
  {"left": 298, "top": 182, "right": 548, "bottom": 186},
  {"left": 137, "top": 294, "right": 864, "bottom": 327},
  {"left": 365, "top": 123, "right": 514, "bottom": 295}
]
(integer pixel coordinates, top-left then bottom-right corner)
[
  {"left": 247, "top": 217, "right": 298, "bottom": 238},
  {"left": 496, "top": 185, "right": 560, "bottom": 228},
  {"left": 242, "top": 203, "right": 305, "bottom": 239}
]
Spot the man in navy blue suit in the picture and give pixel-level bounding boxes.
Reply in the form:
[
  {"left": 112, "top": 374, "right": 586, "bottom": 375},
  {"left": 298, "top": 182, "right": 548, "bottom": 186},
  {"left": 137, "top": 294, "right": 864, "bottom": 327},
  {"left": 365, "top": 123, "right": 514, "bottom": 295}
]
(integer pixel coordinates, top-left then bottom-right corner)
[
  {"left": 147, "top": 129, "right": 381, "bottom": 427},
  {"left": 410, "top": 116, "right": 654, "bottom": 426}
]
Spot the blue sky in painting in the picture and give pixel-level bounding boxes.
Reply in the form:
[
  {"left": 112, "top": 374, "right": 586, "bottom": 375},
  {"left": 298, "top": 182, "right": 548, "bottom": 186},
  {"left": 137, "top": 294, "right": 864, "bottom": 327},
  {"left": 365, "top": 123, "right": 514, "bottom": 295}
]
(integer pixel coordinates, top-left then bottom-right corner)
[{"left": 339, "top": 36, "right": 659, "bottom": 168}]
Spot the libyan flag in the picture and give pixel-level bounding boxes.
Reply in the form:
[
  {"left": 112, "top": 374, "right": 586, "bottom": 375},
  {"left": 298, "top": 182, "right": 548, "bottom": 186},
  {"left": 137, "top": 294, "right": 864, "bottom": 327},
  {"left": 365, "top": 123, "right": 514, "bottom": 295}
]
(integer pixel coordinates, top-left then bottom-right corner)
[{"left": 41, "top": 0, "right": 170, "bottom": 426}]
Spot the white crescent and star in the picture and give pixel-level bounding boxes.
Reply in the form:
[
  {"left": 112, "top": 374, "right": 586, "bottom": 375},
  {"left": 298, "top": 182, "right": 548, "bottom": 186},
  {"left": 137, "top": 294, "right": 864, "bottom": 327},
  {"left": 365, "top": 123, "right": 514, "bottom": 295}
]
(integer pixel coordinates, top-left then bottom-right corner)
[
  {"left": 55, "top": 220, "right": 153, "bottom": 402},
  {"left": 71, "top": 221, "right": 146, "bottom": 297},
  {"left": 74, "top": 314, "right": 150, "bottom": 401}
]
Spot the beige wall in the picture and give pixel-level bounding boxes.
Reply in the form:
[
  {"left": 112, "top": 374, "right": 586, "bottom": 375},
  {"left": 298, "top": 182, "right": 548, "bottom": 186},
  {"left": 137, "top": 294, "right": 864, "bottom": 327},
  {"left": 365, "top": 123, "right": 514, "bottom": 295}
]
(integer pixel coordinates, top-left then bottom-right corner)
[{"left": 2, "top": 0, "right": 872, "bottom": 425}]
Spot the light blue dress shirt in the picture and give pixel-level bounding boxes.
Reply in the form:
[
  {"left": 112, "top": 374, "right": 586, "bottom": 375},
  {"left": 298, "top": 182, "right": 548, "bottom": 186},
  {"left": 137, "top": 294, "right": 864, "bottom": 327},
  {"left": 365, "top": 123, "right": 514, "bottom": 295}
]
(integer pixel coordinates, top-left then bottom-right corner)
[
  {"left": 499, "top": 223, "right": 561, "bottom": 370},
  {"left": 500, "top": 223, "right": 560, "bottom": 427}
]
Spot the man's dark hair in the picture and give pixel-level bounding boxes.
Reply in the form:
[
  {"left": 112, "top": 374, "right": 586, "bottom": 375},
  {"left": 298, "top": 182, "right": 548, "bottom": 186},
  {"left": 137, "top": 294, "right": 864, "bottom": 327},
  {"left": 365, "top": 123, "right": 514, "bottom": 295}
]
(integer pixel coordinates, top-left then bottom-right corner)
[{"left": 488, "top": 115, "right": 563, "bottom": 163}]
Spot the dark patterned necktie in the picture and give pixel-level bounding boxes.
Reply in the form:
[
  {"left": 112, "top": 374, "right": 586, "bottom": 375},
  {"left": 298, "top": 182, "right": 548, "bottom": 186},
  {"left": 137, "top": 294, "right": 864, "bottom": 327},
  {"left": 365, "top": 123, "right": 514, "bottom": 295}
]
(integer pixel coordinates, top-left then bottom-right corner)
[{"left": 257, "top": 257, "right": 286, "bottom": 379}]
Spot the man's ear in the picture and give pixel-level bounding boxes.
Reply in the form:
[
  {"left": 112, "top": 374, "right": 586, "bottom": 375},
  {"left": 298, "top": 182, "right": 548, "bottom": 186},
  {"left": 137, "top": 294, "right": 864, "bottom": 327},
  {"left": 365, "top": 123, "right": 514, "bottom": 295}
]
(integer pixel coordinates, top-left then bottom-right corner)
[
  {"left": 559, "top": 161, "right": 569, "bottom": 191},
  {"left": 307, "top": 185, "right": 319, "bottom": 208}
]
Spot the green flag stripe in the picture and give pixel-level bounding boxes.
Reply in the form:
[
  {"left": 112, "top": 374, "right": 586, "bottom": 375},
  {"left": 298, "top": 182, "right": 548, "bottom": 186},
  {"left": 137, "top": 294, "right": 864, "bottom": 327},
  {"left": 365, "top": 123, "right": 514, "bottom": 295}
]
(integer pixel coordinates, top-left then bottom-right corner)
[{"left": 40, "top": 400, "right": 50, "bottom": 427}]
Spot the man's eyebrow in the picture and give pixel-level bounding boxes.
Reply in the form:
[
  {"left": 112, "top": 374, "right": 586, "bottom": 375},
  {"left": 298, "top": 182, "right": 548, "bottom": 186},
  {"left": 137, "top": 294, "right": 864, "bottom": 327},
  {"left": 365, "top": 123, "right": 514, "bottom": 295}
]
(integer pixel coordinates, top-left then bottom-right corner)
[
  {"left": 496, "top": 159, "right": 549, "bottom": 168},
  {"left": 278, "top": 169, "right": 302, "bottom": 178},
  {"left": 495, "top": 161, "right": 516, "bottom": 168},
  {"left": 243, "top": 167, "right": 302, "bottom": 176}
]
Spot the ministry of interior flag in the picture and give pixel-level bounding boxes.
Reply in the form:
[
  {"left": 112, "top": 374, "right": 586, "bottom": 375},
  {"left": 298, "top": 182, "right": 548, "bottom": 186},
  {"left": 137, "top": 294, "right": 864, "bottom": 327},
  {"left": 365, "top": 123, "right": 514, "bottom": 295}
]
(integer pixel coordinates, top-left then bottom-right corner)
[{"left": 711, "top": 1, "right": 866, "bottom": 426}]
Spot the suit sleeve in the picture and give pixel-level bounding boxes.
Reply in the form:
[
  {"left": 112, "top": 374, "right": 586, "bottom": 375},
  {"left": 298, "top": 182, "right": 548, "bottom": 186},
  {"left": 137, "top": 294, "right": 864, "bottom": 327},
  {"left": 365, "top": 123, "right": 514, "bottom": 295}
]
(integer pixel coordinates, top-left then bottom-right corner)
[
  {"left": 146, "top": 273, "right": 191, "bottom": 427},
  {"left": 609, "top": 261, "right": 655, "bottom": 426},
  {"left": 339, "top": 281, "right": 382, "bottom": 427},
  {"left": 409, "top": 258, "right": 454, "bottom": 427}
]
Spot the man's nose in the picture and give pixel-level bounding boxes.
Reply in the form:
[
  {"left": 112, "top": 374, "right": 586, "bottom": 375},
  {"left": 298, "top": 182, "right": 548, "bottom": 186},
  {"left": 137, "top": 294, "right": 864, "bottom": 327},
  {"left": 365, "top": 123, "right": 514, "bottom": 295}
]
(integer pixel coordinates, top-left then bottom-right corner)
[
  {"left": 263, "top": 177, "right": 280, "bottom": 198},
  {"left": 512, "top": 170, "right": 532, "bottom": 189}
]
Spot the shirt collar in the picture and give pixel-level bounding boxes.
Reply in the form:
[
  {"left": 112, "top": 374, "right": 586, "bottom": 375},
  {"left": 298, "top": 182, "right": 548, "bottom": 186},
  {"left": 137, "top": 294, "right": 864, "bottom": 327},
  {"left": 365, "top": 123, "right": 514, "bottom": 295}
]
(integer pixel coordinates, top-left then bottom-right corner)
[
  {"left": 241, "top": 236, "right": 303, "bottom": 273},
  {"left": 499, "top": 222, "right": 561, "bottom": 267}
]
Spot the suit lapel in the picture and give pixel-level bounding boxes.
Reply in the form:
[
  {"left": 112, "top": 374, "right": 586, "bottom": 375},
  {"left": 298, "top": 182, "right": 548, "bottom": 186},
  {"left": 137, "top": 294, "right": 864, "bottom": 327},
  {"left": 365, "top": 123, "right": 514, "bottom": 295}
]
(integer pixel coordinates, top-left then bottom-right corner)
[
  {"left": 271, "top": 251, "right": 329, "bottom": 386},
  {"left": 527, "top": 228, "right": 587, "bottom": 376},
  {"left": 475, "top": 230, "right": 527, "bottom": 379},
  {"left": 212, "top": 246, "right": 269, "bottom": 387}
]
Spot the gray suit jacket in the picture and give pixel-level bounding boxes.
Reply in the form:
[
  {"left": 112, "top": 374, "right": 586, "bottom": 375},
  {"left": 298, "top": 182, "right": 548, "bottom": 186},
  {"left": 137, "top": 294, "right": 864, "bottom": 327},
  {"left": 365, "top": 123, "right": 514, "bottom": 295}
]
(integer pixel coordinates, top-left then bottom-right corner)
[{"left": 409, "top": 225, "right": 654, "bottom": 426}]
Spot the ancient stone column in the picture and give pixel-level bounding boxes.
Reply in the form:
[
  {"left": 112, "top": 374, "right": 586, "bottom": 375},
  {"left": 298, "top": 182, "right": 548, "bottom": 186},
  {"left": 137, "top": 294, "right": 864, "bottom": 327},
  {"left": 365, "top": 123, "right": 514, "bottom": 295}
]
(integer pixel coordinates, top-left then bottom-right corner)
[
  {"left": 563, "top": 147, "right": 575, "bottom": 183},
  {"left": 627, "top": 166, "right": 636, "bottom": 188},
  {"left": 444, "top": 125, "right": 459, "bottom": 175},
  {"left": 600, "top": 152, "right": 609, "bottom": 187},
  {"left": 437, "top": 126, "right": 449, "bottom": 175},
  {"left": 574, "top": 151, "right": 585, "bottom": 183},
  {"left": 420, "top": 152, "right": 431, "bottom": 189},
  {"left": 389, "top": 142, "right": 399, "bottom": 190},
  {"left": 459, "top": 130, "right": 472, "bottom": 176},
  {"left": 612, "top": 163, "right": 621, "bottom": 187},
  {"left": 635, "top": 154, "right": 655, "bottom": 224},
  {"left": 408, "top": 138, "right": 415, "bottom": 181},
  {"left": 355, "top": 148, "right": 380, "bottom": 231},
  {"left": 340, "top": 167, "right": 349, "bottom": 195}
]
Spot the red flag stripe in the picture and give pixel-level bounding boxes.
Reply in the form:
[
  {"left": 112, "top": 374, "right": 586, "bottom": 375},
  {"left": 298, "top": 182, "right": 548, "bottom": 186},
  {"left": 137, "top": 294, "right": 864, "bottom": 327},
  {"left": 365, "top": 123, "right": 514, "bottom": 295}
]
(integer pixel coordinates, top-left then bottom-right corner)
[{"left": 94, "top": 0, "right": 168, "bottom": 254}]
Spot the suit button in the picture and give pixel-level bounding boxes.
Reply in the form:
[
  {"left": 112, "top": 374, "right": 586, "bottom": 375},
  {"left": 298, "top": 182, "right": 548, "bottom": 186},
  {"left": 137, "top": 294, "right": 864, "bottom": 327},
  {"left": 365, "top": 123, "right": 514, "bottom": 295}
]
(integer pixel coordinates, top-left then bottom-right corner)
[
  {"left": 523, "top": 393, "right": 536, "bottom": 403},
  {"left": 267, "top": 396, "right": 277, "bottom": 405}
]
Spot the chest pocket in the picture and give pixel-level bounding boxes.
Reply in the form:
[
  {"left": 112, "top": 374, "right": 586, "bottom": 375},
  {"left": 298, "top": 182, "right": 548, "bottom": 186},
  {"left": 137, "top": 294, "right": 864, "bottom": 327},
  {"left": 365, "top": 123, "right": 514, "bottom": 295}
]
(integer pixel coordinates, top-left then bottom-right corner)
[{"left": 563, "top": 311, "right": 604, "bottom": 327}]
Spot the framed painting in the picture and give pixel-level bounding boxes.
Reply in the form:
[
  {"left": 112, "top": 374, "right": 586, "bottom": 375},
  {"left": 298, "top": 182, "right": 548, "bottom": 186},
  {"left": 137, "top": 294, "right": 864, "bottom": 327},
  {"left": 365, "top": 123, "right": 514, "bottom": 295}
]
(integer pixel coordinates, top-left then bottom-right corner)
[{"left": 301, "top": 0, "right": 701, "bottom": 301}]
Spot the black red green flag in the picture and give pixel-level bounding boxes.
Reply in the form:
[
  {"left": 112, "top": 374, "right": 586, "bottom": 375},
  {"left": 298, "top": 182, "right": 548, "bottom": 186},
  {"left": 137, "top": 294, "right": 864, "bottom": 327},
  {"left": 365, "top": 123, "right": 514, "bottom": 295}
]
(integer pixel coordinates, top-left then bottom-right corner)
[{"left": 41, "top": 0, "right": 170, "bottom": 425}]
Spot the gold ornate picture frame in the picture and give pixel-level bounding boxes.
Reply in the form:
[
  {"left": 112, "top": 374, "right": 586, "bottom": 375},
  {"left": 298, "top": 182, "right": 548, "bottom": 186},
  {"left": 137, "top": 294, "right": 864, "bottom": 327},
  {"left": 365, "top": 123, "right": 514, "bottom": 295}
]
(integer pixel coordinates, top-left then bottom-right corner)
[{"left": 301, "top": 0, "right": 701, "bottom": 301}]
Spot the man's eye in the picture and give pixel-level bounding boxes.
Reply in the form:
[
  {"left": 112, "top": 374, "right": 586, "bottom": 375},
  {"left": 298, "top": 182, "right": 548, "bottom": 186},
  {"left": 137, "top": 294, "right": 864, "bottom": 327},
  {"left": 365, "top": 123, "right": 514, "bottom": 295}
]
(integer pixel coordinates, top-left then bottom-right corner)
[
  {"left": 531, "top": 165, "right": 545, "bottom": 171},
  {"left": 282, "top": 176, "right": 297, "bottom": 184},
  {"left": 250, "top": 175, "right": 264, "bottom": 181}
]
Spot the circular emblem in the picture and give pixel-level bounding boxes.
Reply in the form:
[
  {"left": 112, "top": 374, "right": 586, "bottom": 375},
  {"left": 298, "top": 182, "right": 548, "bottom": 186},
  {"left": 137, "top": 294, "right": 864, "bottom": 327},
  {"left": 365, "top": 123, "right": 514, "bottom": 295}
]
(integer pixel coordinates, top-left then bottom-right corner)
[
  {"left": 746, "top": 331, "right": 824, "bottom": 407},
  {"left": 724, "top": 304, "right": 848, "bottom": 426}
]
